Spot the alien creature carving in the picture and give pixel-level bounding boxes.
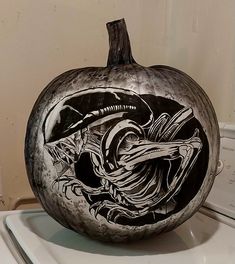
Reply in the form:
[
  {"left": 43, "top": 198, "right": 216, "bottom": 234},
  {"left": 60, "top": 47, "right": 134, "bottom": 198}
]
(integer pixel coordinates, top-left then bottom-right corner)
[{"left": 43, "top": 87, "right": 203, "bottom": 225}]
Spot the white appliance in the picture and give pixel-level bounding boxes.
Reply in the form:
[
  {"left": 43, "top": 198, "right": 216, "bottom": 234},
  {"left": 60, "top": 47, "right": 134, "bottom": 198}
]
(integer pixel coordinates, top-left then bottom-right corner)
[{"left": 0, "top": 123, "right": 235, "bottom": 264}]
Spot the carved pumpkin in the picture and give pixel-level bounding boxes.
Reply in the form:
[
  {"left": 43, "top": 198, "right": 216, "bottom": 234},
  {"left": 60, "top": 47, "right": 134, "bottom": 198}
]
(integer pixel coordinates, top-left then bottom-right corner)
[{"left": 25, "top": 19, "right": 220, "bottom": 242}]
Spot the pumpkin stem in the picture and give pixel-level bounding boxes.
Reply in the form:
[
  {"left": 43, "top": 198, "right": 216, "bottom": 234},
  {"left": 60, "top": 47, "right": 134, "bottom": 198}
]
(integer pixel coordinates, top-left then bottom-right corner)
[{"left": 106, "top": 18, "right": 136, "bottom": 67}]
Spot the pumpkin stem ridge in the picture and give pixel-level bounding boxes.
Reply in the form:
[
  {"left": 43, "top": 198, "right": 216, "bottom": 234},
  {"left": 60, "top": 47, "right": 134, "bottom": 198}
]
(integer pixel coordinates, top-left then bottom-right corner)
[{"left": 106, "top": 18, "right": 136, "bottom": 67}]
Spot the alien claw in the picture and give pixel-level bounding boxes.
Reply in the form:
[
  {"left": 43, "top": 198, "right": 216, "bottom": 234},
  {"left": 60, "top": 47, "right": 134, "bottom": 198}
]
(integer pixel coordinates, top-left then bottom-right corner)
[
  {"left": 107, "top": 208, "right": 120, "bottom": 223},
  {"left": 89, "top": 201, "right": 104, "bottom": 219}
]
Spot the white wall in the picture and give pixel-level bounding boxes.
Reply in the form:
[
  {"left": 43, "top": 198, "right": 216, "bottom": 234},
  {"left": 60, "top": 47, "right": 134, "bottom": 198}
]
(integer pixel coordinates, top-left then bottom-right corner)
[
  {"left": 0, "top": 0, "right": 234, "bottom": 209},
  {"left": 165, "top": 0, "right": 235, "bottom": 122}
]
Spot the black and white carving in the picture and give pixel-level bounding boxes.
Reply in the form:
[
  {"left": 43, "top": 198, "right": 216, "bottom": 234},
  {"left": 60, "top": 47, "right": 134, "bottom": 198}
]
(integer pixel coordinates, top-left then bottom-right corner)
[{"left": 43, "top": 87, "right": 207, "bottom": 226}]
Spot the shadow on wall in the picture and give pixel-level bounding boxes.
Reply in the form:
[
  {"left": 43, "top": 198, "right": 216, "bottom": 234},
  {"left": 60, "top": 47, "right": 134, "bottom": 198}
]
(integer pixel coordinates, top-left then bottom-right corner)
[{"left": 9, "top": 196, "right": 40, "bottom": 210}]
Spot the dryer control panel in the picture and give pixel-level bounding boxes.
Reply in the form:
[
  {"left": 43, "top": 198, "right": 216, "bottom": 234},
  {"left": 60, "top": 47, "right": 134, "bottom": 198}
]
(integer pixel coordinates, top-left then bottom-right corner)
[{"left": 205, "top": 123, "right": 235, "bottom": 219}]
